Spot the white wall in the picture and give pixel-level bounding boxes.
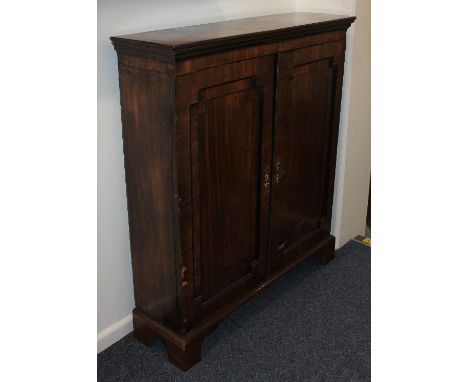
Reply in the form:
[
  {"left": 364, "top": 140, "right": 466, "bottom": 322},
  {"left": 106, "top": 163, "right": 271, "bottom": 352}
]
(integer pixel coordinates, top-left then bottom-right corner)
[
  {"left": 98, "top": 0, "right": 368, "bottom": 352},
  {"left": 297, "top": 0, "right": 371, "bottom": 247},
  {"left": 296, "top": 0, "right": 344, "bottom": 12},
  {"left": 338, "top": 0, "right": 371, "bottom": 245}
]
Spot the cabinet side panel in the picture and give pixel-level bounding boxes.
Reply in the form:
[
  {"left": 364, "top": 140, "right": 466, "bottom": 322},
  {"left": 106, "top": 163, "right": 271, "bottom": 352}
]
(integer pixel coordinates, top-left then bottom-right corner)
[{"left": 117, "top": 54, "right": 178, "bottom": 327}]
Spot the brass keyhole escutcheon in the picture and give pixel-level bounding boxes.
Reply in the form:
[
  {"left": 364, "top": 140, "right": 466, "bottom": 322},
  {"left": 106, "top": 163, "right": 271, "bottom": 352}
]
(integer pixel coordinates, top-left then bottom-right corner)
[
  {"left": 274, "top": 161, "right": 280, "bottom": 184},
  {"left": 264, "top": 166, "right": 270, "bottom": 189}
]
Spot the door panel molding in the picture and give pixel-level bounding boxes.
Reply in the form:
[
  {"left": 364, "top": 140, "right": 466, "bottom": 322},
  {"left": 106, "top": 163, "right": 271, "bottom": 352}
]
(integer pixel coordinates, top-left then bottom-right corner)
[
  {"left": 270, "top": 40, "right": 345, "bottom": 270},
  {"left": 175, "top": 56, "right": 275, "bottom": 328}
]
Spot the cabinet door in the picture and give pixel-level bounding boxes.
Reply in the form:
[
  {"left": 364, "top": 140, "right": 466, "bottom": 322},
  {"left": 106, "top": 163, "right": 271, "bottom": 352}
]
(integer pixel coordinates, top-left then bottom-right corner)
[
  {"left": 270, "top": 41, "right": 346, "bottom": 271},
  {"left": 176, "top": 56, "right": 275, "bottom": 326}
]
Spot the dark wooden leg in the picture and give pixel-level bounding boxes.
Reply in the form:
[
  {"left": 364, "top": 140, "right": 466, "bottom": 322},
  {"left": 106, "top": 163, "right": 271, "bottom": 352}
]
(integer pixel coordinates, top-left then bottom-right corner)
[
  {"left": 162, "top": 337, "right": 203, "bottom": 371},
  {"left": 132, "top": 308, "right": 218, "bottom": 371},
  {"left": 133, "top": 312, "right": 156, "bottom": 347},
  {"left": 320, "top": 250, "right": 334, "bottom": 265},
  {"left": 162, "top": 323, "right": 218, "bottom": 371},
  {"left": 320, "top": 236, "right": 336, "bottom": 265}
]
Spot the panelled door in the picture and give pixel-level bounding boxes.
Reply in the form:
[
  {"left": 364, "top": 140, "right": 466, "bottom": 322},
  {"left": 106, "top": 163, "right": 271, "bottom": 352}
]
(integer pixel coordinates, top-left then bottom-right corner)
[
  {"left": 176, "top": 56, "right": 275, "bottom": 326},
  {"left": 270, "top": 40, "right": 346, "bottom": 271}
]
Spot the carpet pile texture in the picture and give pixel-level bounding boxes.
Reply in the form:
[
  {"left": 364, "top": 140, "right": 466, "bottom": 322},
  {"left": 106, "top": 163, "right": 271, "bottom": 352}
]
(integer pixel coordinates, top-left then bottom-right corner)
[{"left": 98, "top": 240, "right": 370, "bottom": 381}]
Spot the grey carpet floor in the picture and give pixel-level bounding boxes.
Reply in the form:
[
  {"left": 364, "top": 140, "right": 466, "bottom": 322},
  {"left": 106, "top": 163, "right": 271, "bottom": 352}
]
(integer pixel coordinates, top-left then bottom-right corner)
[{"left": 98, "top": 240, "right": 370, "bottom": 381}]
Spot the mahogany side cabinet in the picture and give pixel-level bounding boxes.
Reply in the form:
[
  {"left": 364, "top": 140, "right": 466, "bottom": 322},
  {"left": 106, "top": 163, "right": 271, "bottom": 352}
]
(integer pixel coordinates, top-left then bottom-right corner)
[{"left": 111, "top": 12, "right": 355, "bottom": 370}]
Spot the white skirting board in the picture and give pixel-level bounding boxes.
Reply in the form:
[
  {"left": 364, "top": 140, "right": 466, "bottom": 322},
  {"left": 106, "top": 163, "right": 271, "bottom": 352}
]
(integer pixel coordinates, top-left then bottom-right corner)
[{"left": 97, "top": 313, "right": 133, "bottom": 353}]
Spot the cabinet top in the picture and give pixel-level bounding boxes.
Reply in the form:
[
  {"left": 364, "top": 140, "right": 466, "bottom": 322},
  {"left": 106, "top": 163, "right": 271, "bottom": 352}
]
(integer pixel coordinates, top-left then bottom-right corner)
[{"left": 111, "top": 12, "right": 355, "bottom": 60}]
